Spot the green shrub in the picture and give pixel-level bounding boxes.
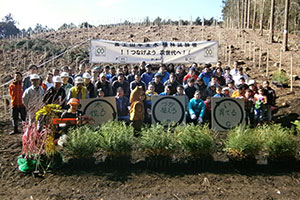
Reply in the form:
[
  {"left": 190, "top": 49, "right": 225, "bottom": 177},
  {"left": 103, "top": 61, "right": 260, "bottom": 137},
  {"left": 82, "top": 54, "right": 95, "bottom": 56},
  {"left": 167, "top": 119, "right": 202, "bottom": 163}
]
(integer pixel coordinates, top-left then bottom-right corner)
[
  {"left": 272, "top": 69, "right": 289, "bottom": 84},
  {"left": 264, "top": 124, "right": 297, "bottom": 160},
  {"left": 224, "top": 126, "right": 264, "bottom": 160},
  {"left": 97, "top": 121, "right": 134, "bottom": 156},
  {"left": 175, "top": 124, "right": 215, "bottom": 158},
  {"left": 64, "top": 126, "right": 99, "bottom": 159},
  {"left": 140, "top": 124, "right": 177, "bottom": 157},
  {"left": 292, "top": 120, "right": 300, "bottom": 133}
]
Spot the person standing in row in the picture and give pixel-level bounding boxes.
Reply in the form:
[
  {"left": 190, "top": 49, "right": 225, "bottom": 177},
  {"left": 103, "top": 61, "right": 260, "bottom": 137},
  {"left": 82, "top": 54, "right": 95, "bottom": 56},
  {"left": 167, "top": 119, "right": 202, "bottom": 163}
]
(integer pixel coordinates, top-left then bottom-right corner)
[
  {"left": 22, "top": 74, "right": 44, "bottom": 123},
  {"left": 22, "top": 65, "right": 38, "bottom": 92},
  {"left": 9, "top": 72, "right": 26, "bottom": 135}
]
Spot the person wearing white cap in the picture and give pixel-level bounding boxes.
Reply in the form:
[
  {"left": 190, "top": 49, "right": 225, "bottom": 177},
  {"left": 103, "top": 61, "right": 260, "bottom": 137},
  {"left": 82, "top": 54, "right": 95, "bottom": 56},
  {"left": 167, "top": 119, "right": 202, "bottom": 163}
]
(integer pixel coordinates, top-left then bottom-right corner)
[
  {"left": 22, "top": 74, "right": 44, "bottom": 123},
  {"left": 43, "top": 76, "right": 66, "bottom": 106},
  {"left": 61, "top": 72, "right": 73, "bottom": 95},
  {"left": 83, "top": 72, "right": 96, "bottom": 98},
  {"left": 67, "top": 76, "right": 89, "bottom": 100}
]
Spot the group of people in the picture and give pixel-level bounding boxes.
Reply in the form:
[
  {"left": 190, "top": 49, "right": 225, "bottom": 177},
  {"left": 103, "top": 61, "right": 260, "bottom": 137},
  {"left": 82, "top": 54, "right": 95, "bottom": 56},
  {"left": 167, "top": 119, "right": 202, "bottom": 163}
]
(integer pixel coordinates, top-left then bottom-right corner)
[{"left": 8, "top": 60, "right": 276, "bottom": 134}]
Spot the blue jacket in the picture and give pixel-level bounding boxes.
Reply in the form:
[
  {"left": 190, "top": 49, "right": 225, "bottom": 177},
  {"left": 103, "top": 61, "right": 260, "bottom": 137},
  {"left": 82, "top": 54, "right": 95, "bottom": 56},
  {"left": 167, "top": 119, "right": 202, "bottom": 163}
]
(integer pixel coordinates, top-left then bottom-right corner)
[
  {"left": 199, "top": 72, "right": 212, "bottom": 86},
  {"left": 188, "top": 98, "right": 205, "bottom": 118},
  {"left": 141, "top": 72, "right": 154, "bottom": 86}
]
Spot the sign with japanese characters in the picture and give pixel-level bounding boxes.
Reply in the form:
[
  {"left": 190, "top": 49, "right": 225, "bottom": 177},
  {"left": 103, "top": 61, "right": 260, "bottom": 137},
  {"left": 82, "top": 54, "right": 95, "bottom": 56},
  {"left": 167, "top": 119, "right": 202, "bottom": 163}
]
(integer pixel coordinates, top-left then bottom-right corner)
[
  {"left": 79, "top": 97, "right": 117, "bottom": 126},
  {"left": 211, "top": 98, "right": 245, "bottom": 131},
  {"left": 151, "top": 96, "right": 186, "bottom": 125},
  {"left": 90, "top": 39, "right": 218, "bottom": 64}
]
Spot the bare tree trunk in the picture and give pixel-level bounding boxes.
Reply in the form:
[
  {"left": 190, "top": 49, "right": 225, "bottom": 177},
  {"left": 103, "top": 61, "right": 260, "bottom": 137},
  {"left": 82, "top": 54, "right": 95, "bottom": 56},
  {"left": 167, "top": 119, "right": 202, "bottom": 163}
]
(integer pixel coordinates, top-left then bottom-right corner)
[
  {"left": 253, "top": 0, "right": 257, "bottom": 30},
  {"left": 237, "top": 0, "right": 240, "bottom": 29},
  {"left": 247, "top": 0, "right": 251, "bottom": 29},
  {"left": 269, "top": 0, "right": 275, "bottom": 43},
  {"left": 259, "top": 0, "right": 265, "bottom": 36},
  {"left": 283, "top": 0, "right": 290, "bottom": 51},
  {"left": 241, "top": 0, "right": 244, "bottom": 28},
  {"left": 244, "top": 0, "right": 248, "bottom": 28}
]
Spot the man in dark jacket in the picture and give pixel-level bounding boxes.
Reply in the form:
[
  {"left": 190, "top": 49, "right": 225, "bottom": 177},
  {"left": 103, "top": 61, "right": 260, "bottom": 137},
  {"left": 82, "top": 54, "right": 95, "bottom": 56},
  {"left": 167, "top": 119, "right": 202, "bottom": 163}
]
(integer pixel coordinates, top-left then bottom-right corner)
[
  {"left": 130, "top": 74, "right": 146, "bottom": 92},
  {"left": 43, "top": 76, "right": 66, "bottom": 106},
  {"left": 184, "top": 78, "right": 197, "bottom": 100},
  {"left": 95, "top": 73, "right": 113, "bottom": 97},
  {"left": 150, "top": 74, "right": 164, "bottom": 94},
  {"left": 263, "top": 80, "right": 276, "bottom": 122},
  {"left": 115, "top": 87, "right": 130, "bottom": 121}
]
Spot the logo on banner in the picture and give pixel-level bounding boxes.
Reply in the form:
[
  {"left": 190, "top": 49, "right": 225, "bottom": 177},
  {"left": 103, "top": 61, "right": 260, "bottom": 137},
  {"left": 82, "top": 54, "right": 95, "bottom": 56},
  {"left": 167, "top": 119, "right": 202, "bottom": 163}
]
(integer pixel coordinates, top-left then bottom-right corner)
[
  {"left": 95, "top": 46, "right": 106, "bottom": 56},
  {"left": 204, "top": 48, "right": 214, "bottom": 57}
]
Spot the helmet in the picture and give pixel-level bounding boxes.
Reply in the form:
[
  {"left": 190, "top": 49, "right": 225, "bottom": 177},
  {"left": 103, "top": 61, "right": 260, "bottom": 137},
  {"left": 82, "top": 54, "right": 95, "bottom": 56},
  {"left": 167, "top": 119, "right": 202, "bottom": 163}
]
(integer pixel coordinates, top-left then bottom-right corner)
[
  {"left": 52, "top": 76, "right": 62, "bottom": 83},
  {"left": 60, "top": 72, "right": 69, "bottom": 78},
  {"left": 83, "top": 72, "right": 92, "bottom": 79},
  {"left": 67, "top": 98, "right": 80, "bottom": 105},
  {"left": 74, "top": 77, "right": 84, "bottom": 84},
  {"left": 30, "top": 74, "right": 40, "bottom": 80}
]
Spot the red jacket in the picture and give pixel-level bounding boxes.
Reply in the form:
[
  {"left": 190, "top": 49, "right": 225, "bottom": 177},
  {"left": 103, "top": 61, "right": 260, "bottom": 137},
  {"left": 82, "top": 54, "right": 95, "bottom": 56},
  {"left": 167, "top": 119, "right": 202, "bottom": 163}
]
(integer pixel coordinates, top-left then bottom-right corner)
[{"left": 9, "top": 81, "right": 24, "bottom": 107}]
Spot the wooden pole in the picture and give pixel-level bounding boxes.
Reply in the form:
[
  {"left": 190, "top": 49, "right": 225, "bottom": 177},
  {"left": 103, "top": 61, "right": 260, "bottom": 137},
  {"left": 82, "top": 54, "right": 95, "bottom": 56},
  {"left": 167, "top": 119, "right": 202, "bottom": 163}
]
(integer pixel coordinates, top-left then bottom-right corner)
[
  {"left": 290, "top": 54, "right": 293, "bottom": 92},
  {"left": 279, "top": 49, "right": 282, "bottom": 70},
  {"left": 269, "top": 0, "right": 275, "bottom": 43},
  {"left": 248, "top": 42, "right": 252, "bottom": 59},
  {"left": 218, "top": 30, "right": 221, "bottom": 45},
  {"left": 259, "top": 0, "right": 265, "bottom": 36},
  {"left": 252, "top": 0, "right": 257, "bottom": 30},
  {"left": 225, "top": 45, "right": 228, "bottom": 61},
  {"left": 247, "top": 0, "right": 251, "bottom": 29},
  {"left": 283, "top": 0, "right": 290, "bottom": 52},
  {"left": 237, "top": 0, "right": 240, "bottom": 29},
  {"left": 253, "top": 43, "right": 256, "bottom": 68},
  {"left": 266, "top": 48, "right": 269, "bottom": 77},
  {"left": 228, "top": 45, "right": 232, "bottom": 66}
]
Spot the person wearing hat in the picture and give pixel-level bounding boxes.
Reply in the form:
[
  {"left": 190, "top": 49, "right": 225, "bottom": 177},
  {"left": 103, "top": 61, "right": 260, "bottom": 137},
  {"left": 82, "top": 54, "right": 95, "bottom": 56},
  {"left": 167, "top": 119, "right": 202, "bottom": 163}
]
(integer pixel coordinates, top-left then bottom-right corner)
[
  {"left": 183, "top": 66, "right": 198, "bottom": 86},
  {"left": 175, "top": 65, "right": 186, "bottom": 85},
  {"left": 222, "top": 87, "right": 231, "bottom": 97},
  {"left": 9, "top": 72, "right": 26, "bottom": 135},
  {"left": 59, "top": 98, "right": 84, "bottom": 135},
  {"left": 23, "top": 64, "right": 38, "bottom": 92},
  {"left": 155, "top": 65, "right": 169, "bottom": 84},
  {"left": 43, "top": 76, "right": 66, "bottom": 106},
  {"left": 83, "top": 72, "right": 96, "bottom": 98},
  {"left": 141, "top": 64, "right": 154, "bottom": 87},
  {"left": 95, "top": 73, "right": 113, "bottom": 97},
  {"left": 61, "top": 66, "right": 74, "bottom": 85},
  {"left": 22, "top": 74, "right": 44, "bottom": 123},
  {"left": 150, "top": 73, "right": 164, "bottom": 94},
  {"left": 91, "top": 68, "right": 100, "bottom": 85},
  {"left": 67, "top": 77, "right": 89, "bottom": 100},
  {"left": 61, "top": 72, "right": 73, "bottom": 95},
  {"left": 199, "top": 66, "right": 213, "bottom": 87}
]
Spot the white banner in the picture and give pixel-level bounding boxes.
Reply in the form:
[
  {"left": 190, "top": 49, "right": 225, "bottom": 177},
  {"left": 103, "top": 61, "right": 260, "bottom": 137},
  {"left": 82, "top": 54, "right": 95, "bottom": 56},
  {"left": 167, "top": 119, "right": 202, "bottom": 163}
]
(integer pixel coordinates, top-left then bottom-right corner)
[{"left": 89, "top": 39, "right": 218, "bottom": 64}]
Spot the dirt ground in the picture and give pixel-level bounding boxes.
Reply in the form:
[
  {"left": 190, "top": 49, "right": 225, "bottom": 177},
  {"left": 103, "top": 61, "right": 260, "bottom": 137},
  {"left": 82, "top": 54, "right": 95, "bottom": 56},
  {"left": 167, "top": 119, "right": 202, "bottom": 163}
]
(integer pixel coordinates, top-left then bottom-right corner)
[
  {"left": 1, "top": 25, "right": 300, "bottom": 200},
  {"left": 1, "top": 120, "right": 300, "bottom": 200}
]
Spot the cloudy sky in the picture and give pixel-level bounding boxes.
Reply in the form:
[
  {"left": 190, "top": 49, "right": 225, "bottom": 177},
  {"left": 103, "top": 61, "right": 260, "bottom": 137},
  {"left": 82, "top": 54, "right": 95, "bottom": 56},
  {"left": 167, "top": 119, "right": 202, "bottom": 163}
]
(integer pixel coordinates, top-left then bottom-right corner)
[{"left": 0, "top": 0, "right": 223, "bottom": 29}]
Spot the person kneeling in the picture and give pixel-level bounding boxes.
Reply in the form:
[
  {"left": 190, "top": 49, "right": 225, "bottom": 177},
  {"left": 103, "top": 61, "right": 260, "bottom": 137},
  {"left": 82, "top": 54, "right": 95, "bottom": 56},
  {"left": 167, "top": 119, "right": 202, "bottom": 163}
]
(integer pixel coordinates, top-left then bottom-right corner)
[{"left": 188, "top": 90, "right": 205, "bottom": 125}]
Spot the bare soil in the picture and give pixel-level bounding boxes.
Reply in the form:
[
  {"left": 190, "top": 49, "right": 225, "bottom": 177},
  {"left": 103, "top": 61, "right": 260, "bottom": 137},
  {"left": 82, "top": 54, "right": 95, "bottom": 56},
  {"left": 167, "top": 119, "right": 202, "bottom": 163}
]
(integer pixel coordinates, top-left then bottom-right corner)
[{"left": 1, "top": 25, "right": 300, "bottom": 200}]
